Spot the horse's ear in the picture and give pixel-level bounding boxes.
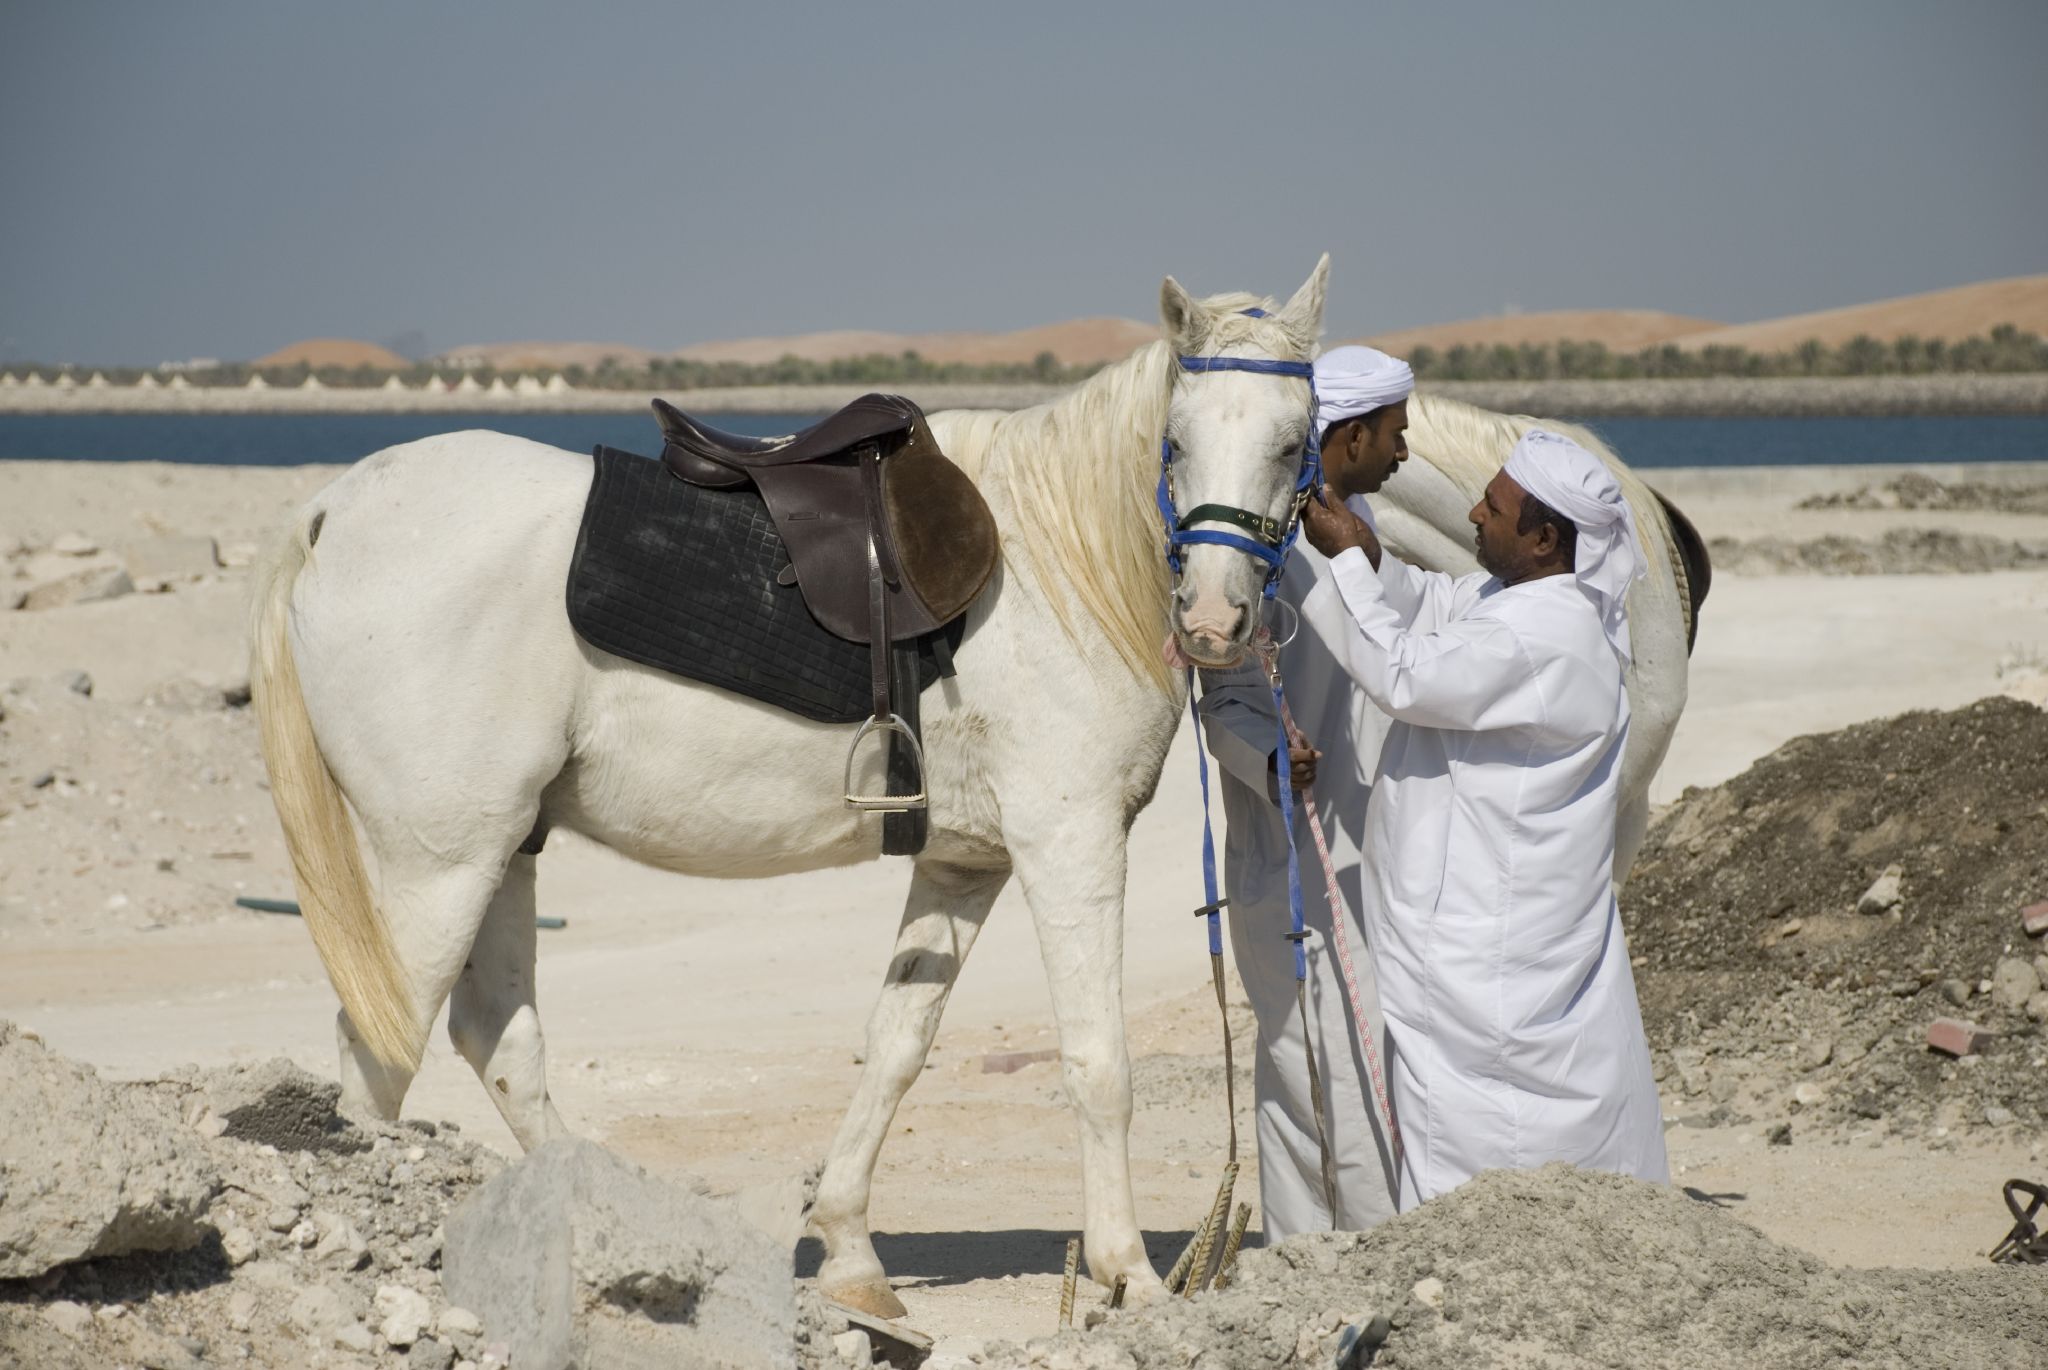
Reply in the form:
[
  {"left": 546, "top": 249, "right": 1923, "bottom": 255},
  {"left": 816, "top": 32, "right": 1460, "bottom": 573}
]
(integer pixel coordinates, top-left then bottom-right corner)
[
  {"left": 1160, "top": 275, "right": 1204, "bottom": 351},
  {"left": 1279, "top": 254, "right": 1332, "bottom": 335}
]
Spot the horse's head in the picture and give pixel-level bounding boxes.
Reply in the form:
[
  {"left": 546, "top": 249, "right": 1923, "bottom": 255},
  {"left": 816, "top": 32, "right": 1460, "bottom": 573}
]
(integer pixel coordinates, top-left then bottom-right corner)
[{"left": 1158, "top": 255, "right": 1329, "bottom": 668}]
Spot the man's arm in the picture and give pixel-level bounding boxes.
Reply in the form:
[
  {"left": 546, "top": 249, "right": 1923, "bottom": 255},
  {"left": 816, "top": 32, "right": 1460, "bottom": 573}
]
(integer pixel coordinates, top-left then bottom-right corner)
[
  {"left": 1308, "top": 548, "right": 1551, "bottom": 733},
  {"left": 1308, "top": 493, "right": 1461, "bottom": 630}
]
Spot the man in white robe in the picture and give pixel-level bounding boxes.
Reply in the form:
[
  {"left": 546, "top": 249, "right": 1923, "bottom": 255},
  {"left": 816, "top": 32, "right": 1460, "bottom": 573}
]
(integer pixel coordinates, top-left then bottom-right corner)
[
  {"left": 1298, "top": 428, "right": 1669, "bottom": 1208},
  {"left": 1195, "top": 346, "right": 1414, "bottom": 1238}
]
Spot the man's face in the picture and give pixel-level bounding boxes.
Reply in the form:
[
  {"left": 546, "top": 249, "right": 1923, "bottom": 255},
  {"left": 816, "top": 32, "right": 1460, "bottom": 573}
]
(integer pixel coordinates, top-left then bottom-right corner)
[
  {"left": 1469, "top": 469, "right": 1542, "bottom": 582},
  {"left": 1325, "top": 401, "right": 1409, "bottom": 499}
]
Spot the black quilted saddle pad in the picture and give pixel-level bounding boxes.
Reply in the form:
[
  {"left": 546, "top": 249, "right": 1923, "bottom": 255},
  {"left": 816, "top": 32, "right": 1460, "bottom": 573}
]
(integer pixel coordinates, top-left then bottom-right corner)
[{"left": 566, "top": 446, "right": 956, "bottom": 723}]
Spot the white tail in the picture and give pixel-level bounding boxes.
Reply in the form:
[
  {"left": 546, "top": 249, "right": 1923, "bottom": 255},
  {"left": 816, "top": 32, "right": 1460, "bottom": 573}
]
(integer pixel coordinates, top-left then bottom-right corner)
[{"left": 248, "top": 518, "right": 423, "bottom": 1074}]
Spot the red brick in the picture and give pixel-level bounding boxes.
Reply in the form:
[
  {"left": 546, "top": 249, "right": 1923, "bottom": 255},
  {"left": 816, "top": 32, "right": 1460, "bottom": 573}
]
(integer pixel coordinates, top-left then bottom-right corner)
[
  {"left": 1926, "top": 1018, "right": 1992, "bottom": 1057},
  {"left": 2022, "top": 901, "right": 2048, "bottom": 938},
  {"left": 980, "top": 1048, "right": 1060, "bottom": 1075}
]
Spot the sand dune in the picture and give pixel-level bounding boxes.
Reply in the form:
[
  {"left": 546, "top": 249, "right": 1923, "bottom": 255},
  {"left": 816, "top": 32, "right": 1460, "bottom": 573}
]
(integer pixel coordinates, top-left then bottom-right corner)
[
  {"left": 1353, "top": 309, "right": 1720, "bottom": 355},
  {"left": 672, "top": 316, "right": 1158, "bottom": 366},
  {"left": 251, "top": 337, "right": 413, "bottom": 369},
  {"left": 430, "top": 339, "right": 663, "bottom": 370},
  {"left": 1678, "top": 274, "right": 2048, "bottom": 352}
]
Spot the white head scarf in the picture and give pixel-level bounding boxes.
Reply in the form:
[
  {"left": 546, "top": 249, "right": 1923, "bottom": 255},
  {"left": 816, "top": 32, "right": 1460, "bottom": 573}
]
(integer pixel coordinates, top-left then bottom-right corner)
[
  {"left": 1502, "top": 429, "right": 1645, "bottom": 666},
  {"left": 1313, "top": 345, "right": 1413, "bottom": 435}
]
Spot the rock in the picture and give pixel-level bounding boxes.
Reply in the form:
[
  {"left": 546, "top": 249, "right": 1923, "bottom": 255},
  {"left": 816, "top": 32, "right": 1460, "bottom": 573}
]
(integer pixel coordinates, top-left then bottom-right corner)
[
  {"left": 1668, "top": 1047, "right": 1709, "bottom": 1097},
  {"left": 1799, "top": 1038, "right": 1834, "bottom": 1069},
  {"left": 266, "top": 1205, "right": 300, "bottom": 1232},
  {"left": 52, "top": 532, "right": 99, "bottom": 555},
  {"left": 42, "top": 1300, "right": 94, "bottom": 1339},
  {"left": 832, "top": 1328, "right": 873, "bottom": 1364},
  {"left": 220, "top": 1224, "right": 259, "bottom": 1266},
  {"left": 289, "top": 1283, "right": 353, "bottom": 1337},
  {"left": 1856, "top": 865, "right": 1905, "bottom": 916},
  {"left": 437, "top": 1307, "right": 484, "bottom": 1340},
  {"left": 0, "top": 1020, "right": 218, "bottom": 1278},
  {"left": 312, "top": 1210, "right": 371, "bottom": 1270},
  {"left": 1938, "top": 978, "right": 1972, "bottom": 1007},
  {"left": 1411, "top": 1276, "right": 1446, "bottom": 1311},
  {"left": 121, "top": 535, "right": 220, "bottom": 583},
  {"left": 377, "top": 1284, "right": 433, "bottom": 1348},
  {"left": 56, "top": 668, "right": 93, "bottom": 696},
  {"left": 1767, "top": 1122, "right": 1793, "bottom": 1146},
  {"left": 409, "top": 1338, "right": 458, "bottom": 1370},
  {"left": 333, "top": 1321, "right": 375, "bottom": 1353},
  {"left": 1991, "top": 958, "right": 2038, "bottom": 1013},
  {"left": 196, "top": 1057, "right": 362, "bottom": 1152},
  {"left": 1984, "top": 1105, "right": 2016, "bottom": 1127},
  {"left": 443, "top": 1136, "right": 796, "bottom": 1370},
  {"left": 227, "top": 1291, "right": 257, "bottom": 1333},
  {"left": 20, "top": 566, "right": 134, "bottom": 610},
  {"left": 2028, "top": 991, "right": 2048, "bottom": 1024},
  {"left": 1792, "top": 1082, "right": 1828, "bottom": 1108},
  {"left": 1926, "top": 1018, "right": 1992, "bottom": 1058},
  {"left": 2022, "top": 901, "right": 2048, "bottom": 938},
  {"left": 2034, "top": 956, "right": 2048, "bottom": 990}
]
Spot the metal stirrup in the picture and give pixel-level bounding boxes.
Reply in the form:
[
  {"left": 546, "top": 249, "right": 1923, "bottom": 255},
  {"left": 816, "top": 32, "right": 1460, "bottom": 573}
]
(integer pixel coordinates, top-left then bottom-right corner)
[{"left": 843, "top": 713, "right": 928, "bottom": 812}]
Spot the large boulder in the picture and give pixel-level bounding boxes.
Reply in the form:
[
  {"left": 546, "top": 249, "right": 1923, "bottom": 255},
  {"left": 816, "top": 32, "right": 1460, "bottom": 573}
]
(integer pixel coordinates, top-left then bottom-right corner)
[
  {"left": 442, "top": 1137, "right": 796, "bottom": 1370},
  {"left": 0, "top": 1021, "right": 219, "bottom": 1278}
]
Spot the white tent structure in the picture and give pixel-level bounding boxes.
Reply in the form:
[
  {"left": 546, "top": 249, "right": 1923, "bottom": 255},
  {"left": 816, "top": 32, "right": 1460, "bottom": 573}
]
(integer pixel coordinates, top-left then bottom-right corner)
[
  {"left": 54, "top": 372, "right": 77, "bottom": 390},
  {"left": 246, "top": 374, "right": 270, "bottom": 390},
  {"left": 452, "top": 373, "right": 482, "bottom": 395},
  {"left": 166, "top": 374, "right": 192, "bottom": 391},
  {"left": 513, "top": 373, "right": 544, "bottom": 395},
  {"left": 136, "top": 372, "right": 162, "bottom": 390},
  {"left": 543, "top": 373, "right": 574, "bottom": 394},
  {"left": 486, "top": 376, "right": 513, "bottom": 396},
  {"left": 23, "top": 373, "right": 47, "bottom": 388},
  {"left": 0, "top": 373, "right": 17, "bottom": 388},
  {"left": 85, "top": 372, "right": 109, "bottom": 388},
  {"left": 382, "top": 374, "right": 409, "bottom": 391},
  {"left": 300, "top": 373, "right": 326, "bottom": 390}
]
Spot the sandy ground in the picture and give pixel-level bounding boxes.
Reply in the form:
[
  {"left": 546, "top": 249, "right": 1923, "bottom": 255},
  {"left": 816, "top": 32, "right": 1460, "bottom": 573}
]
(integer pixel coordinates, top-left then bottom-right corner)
[{"left": 4, "top": 457, "right": 2047, "bottom": 1360}]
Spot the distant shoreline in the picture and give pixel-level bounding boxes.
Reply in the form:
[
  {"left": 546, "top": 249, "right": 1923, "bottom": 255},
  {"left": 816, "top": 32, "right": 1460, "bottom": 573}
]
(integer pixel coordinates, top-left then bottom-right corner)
[{"left": 3, "top": 374, "right": 2046, "bottom": 418}]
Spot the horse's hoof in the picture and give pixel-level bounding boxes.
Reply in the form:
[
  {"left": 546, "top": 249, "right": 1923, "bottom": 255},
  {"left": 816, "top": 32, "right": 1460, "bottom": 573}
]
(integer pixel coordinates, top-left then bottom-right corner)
[
  {"left": 1116, "top": 1270, "right": 1170, "bottom": 1306},
  {"left": 824, "top": 1279, "right": 908, "bottom": 1322}
]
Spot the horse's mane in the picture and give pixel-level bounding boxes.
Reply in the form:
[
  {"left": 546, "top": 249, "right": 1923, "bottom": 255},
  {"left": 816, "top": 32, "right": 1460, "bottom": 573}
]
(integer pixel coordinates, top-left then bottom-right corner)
[{"left": 934, "top": 289, "right": 1308, "bottom": 694}]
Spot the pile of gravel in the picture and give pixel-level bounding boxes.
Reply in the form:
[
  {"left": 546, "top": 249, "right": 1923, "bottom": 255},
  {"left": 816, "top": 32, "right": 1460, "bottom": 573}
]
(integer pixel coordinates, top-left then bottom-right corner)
[
  {"left": 979, "top": 1165, "right": 2048, "bottom": 1369},
  {"left": 1705, "top": 528, "right": 2048, "bottom": 575},
  {"left": 1625, "top": 697, "right": 2048, "bottom": 1141}
]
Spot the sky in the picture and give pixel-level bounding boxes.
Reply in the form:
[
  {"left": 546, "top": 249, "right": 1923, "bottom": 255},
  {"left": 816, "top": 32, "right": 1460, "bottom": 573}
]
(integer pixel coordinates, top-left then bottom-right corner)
[{"left": 3, "top": 1, "right": 2045, "bottom": 365}]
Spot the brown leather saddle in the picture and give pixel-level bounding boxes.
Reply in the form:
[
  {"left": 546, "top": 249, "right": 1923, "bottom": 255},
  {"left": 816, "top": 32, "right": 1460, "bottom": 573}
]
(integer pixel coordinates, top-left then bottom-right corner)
[{"left": 654, "top": 393, "right": 998, "bottom": 822}]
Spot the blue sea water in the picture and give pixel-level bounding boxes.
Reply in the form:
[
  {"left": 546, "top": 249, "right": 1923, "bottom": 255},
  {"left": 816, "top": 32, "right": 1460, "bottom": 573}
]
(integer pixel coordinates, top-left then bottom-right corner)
[{"left": 0, "top": 410, "right": 2043, "bottom": 469}]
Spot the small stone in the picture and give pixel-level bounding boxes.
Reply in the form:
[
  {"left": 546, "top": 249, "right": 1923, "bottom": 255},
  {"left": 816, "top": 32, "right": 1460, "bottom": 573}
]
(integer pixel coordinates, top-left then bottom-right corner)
[
  {"left": 1939, "top": 978, "right": 1972, "bottom": 1007},
  {"left": 1766, "top": 1121, "right": 1793, "bottom": 1146},
  {"left": 1991, "top": 958, "right": 2039, "bottom": 1013},
  {"left": 2028, "top": 991, "right": 2048, "bottom": 1024},
  {"left": 1793, "top": 1082, "right": 1828, "bottom": 1108},
  {"left": 1857, "top": 864, "right": 1905, "bottom": 916},
  {"left": 1779, "top": 918, "right": 1802, "bottom": 937},
  {"left": 1985, "top": 1105, "right": 2016, "bottom": 1127},
  {"left": 221, "top": 1225, "right": 259, "bottom": 1266},
  {"left": 2021, "top": 901, "right": 2048, "bottom": 938},
  {"left": 312, "top": 1211, "right": 369, "bottom": 1270},
  {"left": 833, "top": 1328, "right": 874, "bottom": 1364},
  {"left": 1411, "top": 1276, "right": 1445, "bottom": 1311},
  {"left": 333, "top": 1321, "right": 375, "bottom": 1353},
  {"left": 266, "top": 1206, "right": 299, "bottom": 1233},
  {"left": 289, "top": 1219, "right": 318, "bottom": 1248},
  {"left": 21, "top": 568, "right": 133, "bottom": 611},
  {"left": 407, "top": 1146, "right": 427, "bottom": 1163},
  {"left": 289, "top": 1284, "right": 349, "bottom": 1336},
  {"left": 1927, "top": 1018, "right": 1992, "bottom": 1058},
  {"left": 52, "top": 532, "right": 99, "bottom": 555},
  {"left": 435, "top": 1306, "right": 483, "bottom": 1340},
  {"left": 408, "top": 1339, "right": 457, "bottom": 1370},
  {"left": 227, "top": 1290, "right": 257, "bottom": 1333},
  {"left": 42, "top": 1300, "right": 93, "bottom": 1339},
  {"left": 1849, "top": 1091, "right": 1886, "bottom": 1120},
  {"left": 1800, "top": 1038, "right": 1834, "bottom": 1069},
  {"left": 95, "top": 1305, "right": 127, "bottom": 1322},
  {"left": 376, "top": 1284, "right": 432, "bottom": 1349}
]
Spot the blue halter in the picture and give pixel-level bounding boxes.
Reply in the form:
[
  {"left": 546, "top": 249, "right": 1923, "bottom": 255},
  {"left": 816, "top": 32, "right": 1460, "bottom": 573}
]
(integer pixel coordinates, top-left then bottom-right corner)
[{"left": 1162, "top": 308, "right": 1321, "bottom": 979}]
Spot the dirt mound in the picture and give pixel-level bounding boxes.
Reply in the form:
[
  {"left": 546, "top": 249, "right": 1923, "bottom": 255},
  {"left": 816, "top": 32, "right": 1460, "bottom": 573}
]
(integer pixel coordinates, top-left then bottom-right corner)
[
  {"left": 1798, "top": 471, "right": 2048, "bottom": 516},
  {"left": 1678, "top": 273, "right": 2048, "bottom": 352},
  {"left": 250, "top": 339, "right": 412, "bottom": 370},
  {"left": 983, "top": 1166, "right": 2047, "bottom": 1369},
  {"left": 1708, "top": 528, "right": 2048, "bottom": 575},
  {"left": 1625, "top": 697, "right": 2048, "bottom": 1140},
  {"left": 672, "top": 317, "right": 1158, "bottom": 367}
]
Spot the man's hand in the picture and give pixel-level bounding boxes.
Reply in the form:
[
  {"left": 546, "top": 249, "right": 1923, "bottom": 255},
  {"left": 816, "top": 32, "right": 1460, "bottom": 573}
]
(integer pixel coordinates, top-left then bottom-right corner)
[
  {"left": 1302, "top": 485, "right": 1382, "bottom": 565},
  {"left": 1268, "top": 739, "right": 1321, "bottom": 799}
]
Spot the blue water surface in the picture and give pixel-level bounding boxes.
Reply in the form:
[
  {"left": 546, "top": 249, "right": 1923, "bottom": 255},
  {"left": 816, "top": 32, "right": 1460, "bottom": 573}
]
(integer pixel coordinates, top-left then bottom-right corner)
[{"left": 0, "top": 411, "right": 2044, "bottom": 469}]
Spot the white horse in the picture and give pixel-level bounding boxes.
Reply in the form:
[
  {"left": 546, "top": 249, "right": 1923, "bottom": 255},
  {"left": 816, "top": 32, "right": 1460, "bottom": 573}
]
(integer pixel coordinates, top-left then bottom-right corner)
[{"left": 248, "top": 257, "right": 1699, "bottom": 1318}]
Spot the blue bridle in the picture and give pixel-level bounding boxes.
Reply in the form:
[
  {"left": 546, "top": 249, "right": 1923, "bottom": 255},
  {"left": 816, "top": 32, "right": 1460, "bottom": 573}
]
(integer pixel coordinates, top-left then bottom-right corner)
[{"left": 1162, "top": 308, "right": 1321, "bottom": 980}]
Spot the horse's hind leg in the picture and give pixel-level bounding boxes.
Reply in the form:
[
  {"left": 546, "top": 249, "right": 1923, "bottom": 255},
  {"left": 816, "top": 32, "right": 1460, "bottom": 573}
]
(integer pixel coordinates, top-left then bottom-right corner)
[
  {"left": 336, "top": 853, "right": 504, "bottom": 1123},
  {"left": 813, "top": 861, "right": 1008, "bottom": 1319},
  {"left": 448, "top": 852, "right": 567, "bottom": 1151}
]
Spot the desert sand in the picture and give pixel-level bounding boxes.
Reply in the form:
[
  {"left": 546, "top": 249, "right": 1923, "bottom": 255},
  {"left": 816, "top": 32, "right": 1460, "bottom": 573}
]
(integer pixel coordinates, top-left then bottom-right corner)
[{"left": 3, "top": 451, "right": 2047, "bottom": 1363}]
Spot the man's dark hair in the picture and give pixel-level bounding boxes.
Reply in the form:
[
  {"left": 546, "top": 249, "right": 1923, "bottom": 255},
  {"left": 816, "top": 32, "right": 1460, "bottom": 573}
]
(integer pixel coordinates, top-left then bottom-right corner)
[{"left": 1516, "top": 491, "right": 1579, "bottom": 565}]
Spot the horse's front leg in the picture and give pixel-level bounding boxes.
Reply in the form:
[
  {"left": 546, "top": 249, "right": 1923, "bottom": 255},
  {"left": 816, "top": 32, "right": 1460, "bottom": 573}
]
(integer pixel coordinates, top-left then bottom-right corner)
[
  {"left": 813, "top": 860, "right": 1009, "bottom": 1320},
  {"left": 1008, "top": 802, "right": 1164, "bottom": 1302}
]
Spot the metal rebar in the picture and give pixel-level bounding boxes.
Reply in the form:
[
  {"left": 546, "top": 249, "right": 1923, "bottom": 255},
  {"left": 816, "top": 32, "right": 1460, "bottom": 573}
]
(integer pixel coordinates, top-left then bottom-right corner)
[
  {"left": 1211, "top": 1203, "right": 1254, "bottom": 1289},
  {"left": 1109, "top": 1274, "right": 1129, "bottom": 1310},
  {"left": 1186, "top": 1161, "right": 1239, "bottom": 1295},
  {"left": 1059, "top": 1237, "right": 1080, "bottom": 1328}
]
